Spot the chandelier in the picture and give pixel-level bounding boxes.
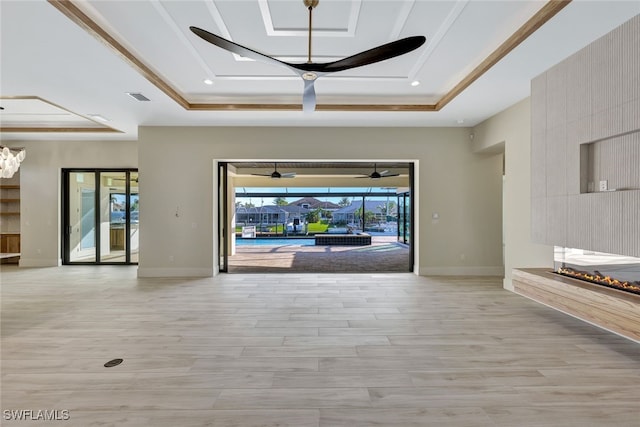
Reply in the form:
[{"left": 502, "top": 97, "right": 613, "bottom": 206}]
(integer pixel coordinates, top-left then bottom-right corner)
[{"left": 0, "top": 146, "right": 26, "bottom": 178}]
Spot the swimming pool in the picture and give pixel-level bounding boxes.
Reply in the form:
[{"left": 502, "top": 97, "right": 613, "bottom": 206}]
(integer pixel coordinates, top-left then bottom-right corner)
[{"left": 235, "top": 238, "right": 315, "bottom": 246}]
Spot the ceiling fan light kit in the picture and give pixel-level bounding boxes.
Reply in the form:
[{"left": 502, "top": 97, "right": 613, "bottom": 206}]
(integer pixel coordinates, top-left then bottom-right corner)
[{"left": 190, "top": 0, "right": 425, "bottom": 113}]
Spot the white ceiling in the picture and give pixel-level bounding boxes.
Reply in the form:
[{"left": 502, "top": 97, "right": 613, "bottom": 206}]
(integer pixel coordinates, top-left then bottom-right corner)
[{"left": 0, "top": 0, "right": 638, "bottom": 141}]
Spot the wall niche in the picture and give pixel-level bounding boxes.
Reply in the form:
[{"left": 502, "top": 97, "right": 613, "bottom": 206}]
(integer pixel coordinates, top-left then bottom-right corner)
[{"left": 580, "top": 131, "right": 640, "bottom": 193}]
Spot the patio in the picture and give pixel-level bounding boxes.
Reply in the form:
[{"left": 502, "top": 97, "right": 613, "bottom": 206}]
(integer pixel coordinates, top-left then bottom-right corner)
[{"left": 228, "top": 236, "right": 411, "bottom": 273}]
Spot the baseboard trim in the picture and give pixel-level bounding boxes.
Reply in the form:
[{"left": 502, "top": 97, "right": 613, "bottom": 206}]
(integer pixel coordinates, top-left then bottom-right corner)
[
  {"left": 503, "top": 277, "right": 515, "bottom": 291},
  {"left": 18, "top": 258, "right": 61, "bottom": 268},
  {"left": 418, "top": 266, "right": 504, "bottom": 276},
  {"left": 137, "top": 267, "right": 213, "bottom": 278}
]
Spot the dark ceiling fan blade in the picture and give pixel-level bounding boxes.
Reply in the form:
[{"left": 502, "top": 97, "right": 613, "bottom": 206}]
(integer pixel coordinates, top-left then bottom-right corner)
[
  {"left": 355, "top": 164, "right": 401, "bottom": 178},
  {"left": 190, "top": 26, "right": 291, "bottom": 70},
  {"left": 354, "top": 174, "right": 397, "bottom": 179},
  {"left": 251, "top": 162, "right": 296, "bottom": 179},
  {"left": 290, "top": 36, "right": 426, "bottom": 73},
  {"left": 191, "top": 0, "right": 426, "bottom": 114},
  {"left": 302, "top": 79, "right": 317, "bottom": 113},
  {"left": 191, "top": 26, "right": 425, "bottom": 75}
]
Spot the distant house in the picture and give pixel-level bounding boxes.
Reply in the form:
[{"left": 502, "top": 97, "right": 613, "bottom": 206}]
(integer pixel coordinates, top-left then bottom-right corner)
[
  {"left": 289, "top": 197, "right": 340, "bottom": 221},
  {"left": 289, "top": 197, "right": 340, "bottom": 210},
  {"left": 235, "top": 205, "right": 287, "bottom": 226},
  {"left": 332, "top": 200, "right": 392, "bottom": 225},
  {"left": 235, "top": 205, "right": 310, "bottom": 227},
  {"left": 111, "top": 201, "right": 125, "bottom": 212}
]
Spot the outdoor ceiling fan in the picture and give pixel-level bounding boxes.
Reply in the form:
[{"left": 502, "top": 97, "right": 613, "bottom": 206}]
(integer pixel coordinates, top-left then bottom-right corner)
[
  {"left": 112, "top": 176, "right": 139, "bottom": 183},
  {"left": 251, "top": 163, "right": 296, "bottom": 179},
  {"left": 190, "top": 0, "right": 426, "bottom": 112},
  {"left": 356, "top": 164, "right": 399, "bottom": 179}
]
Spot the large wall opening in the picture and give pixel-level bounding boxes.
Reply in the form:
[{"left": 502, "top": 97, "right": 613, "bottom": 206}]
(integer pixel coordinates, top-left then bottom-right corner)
[{"left": 219, "top": 161, "right": 414, "bottom": 273}]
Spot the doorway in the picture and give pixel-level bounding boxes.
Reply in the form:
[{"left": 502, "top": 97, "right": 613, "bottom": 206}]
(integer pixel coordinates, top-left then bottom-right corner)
[
  {"left": 218, "top": 161, "right": 414, "bottom": 273},
  {"left": 62, "top": 169, "right": 139, "bottom": 264}
]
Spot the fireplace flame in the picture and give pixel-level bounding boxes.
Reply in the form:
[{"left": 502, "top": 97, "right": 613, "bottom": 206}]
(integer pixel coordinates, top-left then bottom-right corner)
[{"left": 557, "top": 267, "right": 640, "bottom": 295}]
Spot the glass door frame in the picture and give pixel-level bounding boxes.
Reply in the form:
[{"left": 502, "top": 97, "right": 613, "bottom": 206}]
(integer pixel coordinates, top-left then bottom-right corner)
[
  {"left": 396, "top": 163, "right": 414, "bottom": 271},
  {"left": 62, "top": 168, "right": 139, "bottom": 265},
  {"left": 218, "top": 162, "right": 228, "bottom": 272}
]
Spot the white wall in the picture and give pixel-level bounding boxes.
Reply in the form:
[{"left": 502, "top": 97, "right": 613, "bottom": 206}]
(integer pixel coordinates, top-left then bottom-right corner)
[
  {"left": 137, "top": 126, "right": 504, "bottom": 278},
  {"left": 17, "top": 140, "right": 137, "bottom": 267},
  {"left": 13, "top": 127, "right": 503, "bottom": 276},
  {"left": 472, "top": 98, "right": 553, "bottom": 290}
]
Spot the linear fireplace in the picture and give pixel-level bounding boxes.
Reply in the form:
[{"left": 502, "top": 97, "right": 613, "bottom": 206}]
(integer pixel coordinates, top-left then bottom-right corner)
[{"left": 554, "top": 247, "right": 640, "bottom": 295}]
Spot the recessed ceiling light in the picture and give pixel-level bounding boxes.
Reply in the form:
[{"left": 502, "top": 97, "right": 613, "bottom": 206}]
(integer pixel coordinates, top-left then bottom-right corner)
[
  {"left": 126, "top": 92, "right": 150, "bottom": 101},
  {"left": 411, "top": 80, "right": 420, "bottom": 87},
  {"left": 203, "top": 79, "right": 214, "bottom": 85},
  {"left": 457, "top": 119, "right": 465, "bottom": 124}
]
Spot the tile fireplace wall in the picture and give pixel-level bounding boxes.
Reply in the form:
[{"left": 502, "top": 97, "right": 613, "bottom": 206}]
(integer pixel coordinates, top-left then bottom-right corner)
[{"left": 531, "top": 14, "right": 640, "bottom": 259}]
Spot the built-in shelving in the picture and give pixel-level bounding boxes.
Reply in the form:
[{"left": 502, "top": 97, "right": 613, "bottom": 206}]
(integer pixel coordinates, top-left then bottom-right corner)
[{"left": 0, "top": 181, "right": 21, "bottom": 263}]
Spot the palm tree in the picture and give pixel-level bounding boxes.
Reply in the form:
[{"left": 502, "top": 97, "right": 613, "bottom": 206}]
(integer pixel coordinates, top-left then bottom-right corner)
[
  {"left": 307, "top": 208, "right": 321, "bottom": 224},
  {"left": 274, "top": 197, "right": 288, "bottom": 206},
  {"left": 353, "top": 206, "right": 363, "bottom": 228}
]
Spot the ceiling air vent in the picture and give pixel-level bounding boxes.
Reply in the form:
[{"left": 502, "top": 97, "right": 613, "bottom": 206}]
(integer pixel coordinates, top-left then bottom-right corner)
[{"left": 126, "top": 92, "right": 150, "bottom": 102}]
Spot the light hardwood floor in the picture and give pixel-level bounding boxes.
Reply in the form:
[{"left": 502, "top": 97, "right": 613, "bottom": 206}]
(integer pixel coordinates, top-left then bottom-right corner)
[{"left": 1, "top": 266, "right": 639, "bottom": 426}]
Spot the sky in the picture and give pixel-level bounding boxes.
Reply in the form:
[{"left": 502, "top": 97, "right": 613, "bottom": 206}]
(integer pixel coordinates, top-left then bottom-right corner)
[{"left": 235, "top": 186, "right": 400, "bottom": 207}]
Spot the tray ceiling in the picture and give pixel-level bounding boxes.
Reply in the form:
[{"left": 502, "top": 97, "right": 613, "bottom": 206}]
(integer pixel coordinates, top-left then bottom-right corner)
[{"left": 0, "top": 0, "right": 638, "bottom": 140}]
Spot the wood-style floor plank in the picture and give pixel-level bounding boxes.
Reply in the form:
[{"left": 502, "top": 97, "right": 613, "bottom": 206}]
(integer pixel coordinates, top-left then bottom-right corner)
[{"left": 1, "top": 265, "right": 639, "bottom": 426}]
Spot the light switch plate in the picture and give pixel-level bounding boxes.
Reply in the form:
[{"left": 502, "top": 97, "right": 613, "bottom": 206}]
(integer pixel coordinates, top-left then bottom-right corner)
[{"left": 599, "top": 180, "right": 608, "bottom": 191}]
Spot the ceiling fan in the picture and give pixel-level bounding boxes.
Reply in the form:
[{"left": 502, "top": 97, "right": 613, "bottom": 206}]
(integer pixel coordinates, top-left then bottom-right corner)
[
  {"left": 356, "top": 164, "right": 399, "bottom": 179},
  {"left": 112, "top": 176, "right": 139, "bottom": 183},
  {"left": 190, "top": 0, "right": 426, "bottom": 112},
  {"left": 251, "top": 163, "right": 296, "bottom": 179}
]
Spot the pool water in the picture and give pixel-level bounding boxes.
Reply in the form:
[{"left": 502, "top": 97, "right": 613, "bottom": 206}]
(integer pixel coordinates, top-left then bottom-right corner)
[{"left": 236, "top": 238, "right": 315, "bottom": 246}]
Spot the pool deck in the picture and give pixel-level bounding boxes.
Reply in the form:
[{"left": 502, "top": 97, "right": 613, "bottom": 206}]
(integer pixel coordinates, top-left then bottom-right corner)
[{"left": 229, "top": 235, "right": 410, "bottom": 273}]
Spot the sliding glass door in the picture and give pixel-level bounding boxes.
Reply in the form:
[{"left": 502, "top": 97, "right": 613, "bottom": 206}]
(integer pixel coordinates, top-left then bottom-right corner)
[
  {"left": 397, "top": 192, "right": 411, "bottom": 245},
  {"left": 129, "top": 172, "right": 139, "bottom": 263},
  {"left": 63, "top": 169, "right": 138, "bottom": 265},
  {"left": 65, "top": 171, "right": 97, "bottom": 262},
  {"left": 218, "top": 163, "right": 228, "bottom": 272}
]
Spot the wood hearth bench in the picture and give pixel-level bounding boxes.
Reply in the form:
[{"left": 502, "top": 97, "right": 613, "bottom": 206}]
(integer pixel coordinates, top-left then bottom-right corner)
[{"left": 513, "top": 268, "right": 640, "bottom": 343}]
